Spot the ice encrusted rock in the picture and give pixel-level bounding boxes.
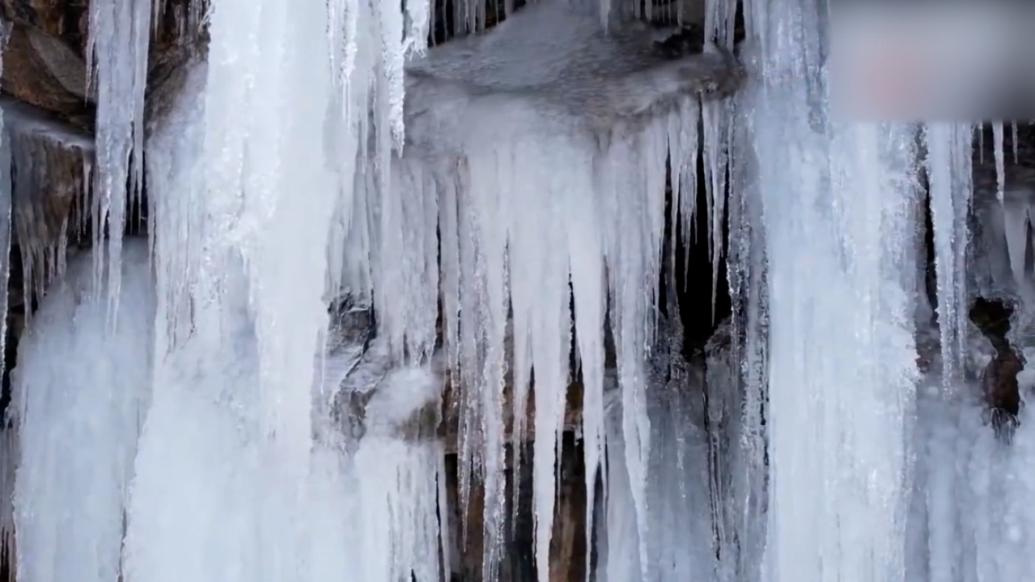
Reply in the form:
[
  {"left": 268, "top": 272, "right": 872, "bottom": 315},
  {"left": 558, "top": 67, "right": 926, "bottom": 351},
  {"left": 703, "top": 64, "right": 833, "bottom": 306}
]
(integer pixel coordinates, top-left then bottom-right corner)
[
  {"left": 406, "top": 0, "right": 741, "bottom": 153},
  {"left": 1, "top": 97, "right": 92, "bottom": 310}
]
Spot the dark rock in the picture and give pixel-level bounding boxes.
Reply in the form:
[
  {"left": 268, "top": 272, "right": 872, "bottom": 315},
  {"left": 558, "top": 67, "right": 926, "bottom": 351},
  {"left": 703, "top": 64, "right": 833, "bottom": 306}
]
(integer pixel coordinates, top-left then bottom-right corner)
[
  {"left": 0, "top": 0, "right": 88, "bottom": 55},
  {"left": 652, "top": 24, "right": 705, "bottom": 59},
  {"left": 970, "top": 297, "right": 1025, "bottom": 437}
]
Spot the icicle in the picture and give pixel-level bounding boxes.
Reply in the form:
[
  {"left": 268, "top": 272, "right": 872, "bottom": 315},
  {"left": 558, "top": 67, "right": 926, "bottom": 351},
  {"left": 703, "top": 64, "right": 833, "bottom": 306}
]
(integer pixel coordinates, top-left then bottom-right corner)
[
  {"left": 994, "top": 122, "right": 1005, "bottom": 204},
  {"left": 86, "top": 0, "right": 152, "bottom": 316},
  {"left": 1012, "top": 121, "right": 1019, "bottom": 164},
  {"left": 925, "top": 123, "right": 974, "bottom": 390},
  {"left": 702, "top": 98, "right": 729, "bottom": 319}
]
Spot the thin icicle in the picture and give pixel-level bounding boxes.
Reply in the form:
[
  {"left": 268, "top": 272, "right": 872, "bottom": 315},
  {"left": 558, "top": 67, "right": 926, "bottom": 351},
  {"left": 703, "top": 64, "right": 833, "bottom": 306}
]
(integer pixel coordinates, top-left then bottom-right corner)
[
  {"left": 702, "top": 98, "right": 729, "bottom": 319},
  {"left": 994, "top": 122, "right": 1005, "bottom": 204},
  {"left": 1012, "top": 121, "right": 1019, "bottom": 164}
]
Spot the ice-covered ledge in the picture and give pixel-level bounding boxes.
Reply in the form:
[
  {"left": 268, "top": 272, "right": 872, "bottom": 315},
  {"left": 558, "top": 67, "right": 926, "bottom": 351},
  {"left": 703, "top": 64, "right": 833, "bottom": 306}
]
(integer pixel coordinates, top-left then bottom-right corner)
[
  {"left": 405, "top": 0, "right": 741, "bottom": 151},
  {"left": 1, "top": 97, "right": 92, "bottom": 311}
]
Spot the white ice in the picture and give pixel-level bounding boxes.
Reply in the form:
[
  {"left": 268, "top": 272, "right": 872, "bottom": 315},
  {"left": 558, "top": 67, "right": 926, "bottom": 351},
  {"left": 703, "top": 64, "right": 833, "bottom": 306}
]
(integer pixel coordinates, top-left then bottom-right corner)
[
  {"left": 11, "top": 243, "right": 154, "bottom": 582},
  {"left": 738, "top": 1, "right": 923, "bottom": 580},
  {"left": 86, "top": 0, "right": 151, "bottom": 313}
]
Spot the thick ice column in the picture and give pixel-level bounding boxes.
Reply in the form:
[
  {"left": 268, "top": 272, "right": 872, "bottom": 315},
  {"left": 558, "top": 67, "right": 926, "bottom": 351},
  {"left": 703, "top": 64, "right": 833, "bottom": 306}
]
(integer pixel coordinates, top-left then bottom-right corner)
[
  {"left": 743, "top": 1, "right": 922, "bottom": 580},
  {"left": 12, "top": 244, "right": 154, "bottom": 582},
  {"left": 925, "top": 123, "right": 974, "bottom": 390},
  {"left": 86, "top": 0, "right": 151, "bottom": 313},
  {"left": 132, "top": 0, "right": 434, "bottom": 580}
]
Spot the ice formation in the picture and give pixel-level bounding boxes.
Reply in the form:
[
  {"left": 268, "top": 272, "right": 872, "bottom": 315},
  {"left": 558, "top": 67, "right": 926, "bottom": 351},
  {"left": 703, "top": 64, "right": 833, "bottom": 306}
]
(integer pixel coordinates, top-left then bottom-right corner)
[
  {"left": 127, "top": 0, "right": 439, "bottom": 579},
  {"left": 375, "top": 3, "right": 736, "bottom": 577},
  {"left": 11, "top": 243, "right": 153, "bottom": 582},
  {"left": 925, "top": 122, "right": 974, "bottom": 390},
  {"left": 86, "top": 0, "right": 151, "bottom": 314},
  {"left": 4, "top": 0, "right": 1033, "bottom": 580},
  {"left": 0, "top": 98, "right": 94, "bottom": 310},
  {"left": 737, "top": 1, "right": 924, "bottom": 580}
]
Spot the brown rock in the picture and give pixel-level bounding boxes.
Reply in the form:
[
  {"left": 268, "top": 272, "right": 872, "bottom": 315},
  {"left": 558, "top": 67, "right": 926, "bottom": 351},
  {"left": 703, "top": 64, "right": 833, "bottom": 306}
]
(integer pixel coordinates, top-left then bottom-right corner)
[
  {"left": 0, "top": 0, "right": 88, "bottom": 55},
  {"left": 2, "top": 23, "right": 91, "bottom": 125}
]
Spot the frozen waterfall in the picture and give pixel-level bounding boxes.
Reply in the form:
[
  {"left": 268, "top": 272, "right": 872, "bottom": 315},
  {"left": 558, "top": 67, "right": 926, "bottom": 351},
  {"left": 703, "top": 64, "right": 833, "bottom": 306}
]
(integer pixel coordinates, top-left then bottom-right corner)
[{"left": 0, "top": 0, "right": 1032, "bottom": 581}]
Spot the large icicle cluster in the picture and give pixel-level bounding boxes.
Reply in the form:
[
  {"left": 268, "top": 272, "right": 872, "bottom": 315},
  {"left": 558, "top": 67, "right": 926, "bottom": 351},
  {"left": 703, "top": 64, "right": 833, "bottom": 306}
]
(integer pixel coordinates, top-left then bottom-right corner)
[
  {"left": 1, "top": 99, "right": 94, "bottom": 313},
  {"left": 344, "top": 2, "right": 727, "bottom": 578}
]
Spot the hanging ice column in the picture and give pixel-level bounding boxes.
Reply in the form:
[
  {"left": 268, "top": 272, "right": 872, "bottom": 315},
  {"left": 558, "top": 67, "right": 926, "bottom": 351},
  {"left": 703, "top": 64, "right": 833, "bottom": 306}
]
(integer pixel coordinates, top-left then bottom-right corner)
[
  {"left": 925, "top": 123, "right": 973, "bottom": 389},
  {"left": 128, "top": 0, "right": 436, "bottom": 581},
  {"left": 741, "top": 1, "right": 922, "bottom": 580},
  {"left": 86, "top": 0, "right": 151, "bottom": 311}
]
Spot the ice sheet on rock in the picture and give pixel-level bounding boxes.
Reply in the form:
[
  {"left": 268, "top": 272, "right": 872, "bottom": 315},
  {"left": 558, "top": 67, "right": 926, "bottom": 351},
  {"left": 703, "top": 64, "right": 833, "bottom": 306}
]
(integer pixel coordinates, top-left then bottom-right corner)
[
  {"left": 595, "top": 347, "right": 717, "bottom": 582},
  {"left": 352, "top": 366, "right": 449, "bottom": 582},
  {"left": 12, "top": 242, "right": 154, "bottom": 582},
  {"left": 721, "top": 56, "right": 770, "bottom": 582},
  {"left": 705, "top": 320, "right": 767, "bottom": 582},
  {"left": 908, "top": 378, "right": 1035, "bottom": 582}
]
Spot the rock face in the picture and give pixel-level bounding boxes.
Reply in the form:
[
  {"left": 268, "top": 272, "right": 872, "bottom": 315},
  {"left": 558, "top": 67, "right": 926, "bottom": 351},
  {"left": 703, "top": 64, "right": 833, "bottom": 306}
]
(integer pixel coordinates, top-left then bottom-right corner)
[
  {"left": 0, "top": 0, "right": 204, "bottom": 128},
  {"left": 2, "top": 23, "right": 90, "bottom": 125},
  {"left": 970, "top": 298, "right": 1025, "bottom": 436},
  {"left": 0, "top": 0, "right": 87, "bottom": 53}
]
